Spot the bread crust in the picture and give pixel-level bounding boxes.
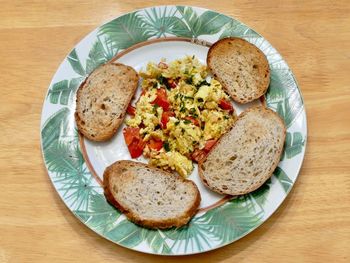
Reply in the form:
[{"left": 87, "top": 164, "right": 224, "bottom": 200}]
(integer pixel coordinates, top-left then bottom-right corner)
[
  {"left": 207, "top": 37, "right": 270, "bottom": 104},
  {"left": 75, "top": 63, "right": 138, "bottom": 141},
  {"left": 103, "top": 160, "right": 201, "bottom": 229},
  {"left": 199, "top": 106, "right": 286, "bottom": 195}
]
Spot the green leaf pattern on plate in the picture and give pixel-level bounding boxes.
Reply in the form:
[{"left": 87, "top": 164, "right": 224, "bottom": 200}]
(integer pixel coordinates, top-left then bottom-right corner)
[
  {"left": 41, "top": 6, "right": 306, "bottom": 254},
  {"left": 274, "top": 167, "right": 293, "bottom": 193},
  {"left": 75, "top": 193, "right": 121, "bottom": 235},
  {"left": 283, "top": 132, "right": 305, "bottom": 160},
  {"left": 41, "top": 108, "right": 98, "bottom": 211},
  {"left": 67, "top": 49, "right": 86, "bottom": 76},
  {"left": 47, "top": 77, "right": 83, "bottom": 105}
]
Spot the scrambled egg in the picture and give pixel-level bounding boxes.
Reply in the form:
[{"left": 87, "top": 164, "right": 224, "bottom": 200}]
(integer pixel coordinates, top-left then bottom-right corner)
[{"left": 125, "top": 56, "right": 236, "bottom": 177}]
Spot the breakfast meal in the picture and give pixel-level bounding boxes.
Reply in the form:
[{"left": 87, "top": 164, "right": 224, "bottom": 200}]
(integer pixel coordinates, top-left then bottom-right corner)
[
  {"left": 199, "top": 106, "right": 286, "bottom": 195},
  {"left": 75, "top": 63, "right": 138, "bottom": 141},
  {"left": 103, "top": 160, "right": 200, "bottom": 229},
  {"left": 207, "top": 37, "right": 270, "bottom": 103},
  {"left": 124, "top": 56, "right": 236, "bottom": 177},
  {"left": 75, "top": 37, "right": 286, "bottom": 229}
]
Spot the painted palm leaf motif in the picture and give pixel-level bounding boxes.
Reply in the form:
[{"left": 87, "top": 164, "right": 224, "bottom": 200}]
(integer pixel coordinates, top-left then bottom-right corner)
[
  {"left": 105, "top": 220, "right": 144, "bottom": 247},
  {"left": 220, "top": 19, "right": 260, "bottom": 39},
  {"left": 250, "top": 178, "right": 272, "bottom": 208},
  {"left": 164, "top": 197, "right": 263, "bottom": 253},
  {"left": 75, "top": 194, "right": 121, "bottom": 235},
  {"left": 273, "top": 167, "right": 293, "bottom": 193},
  {"left": 98, "top": 12, "right": 153, "bottom": 50},
  {"left": 41, "top": 108, "right": 97, "bottom": 211},
  {"left": 170, "top": 6, "right": 231, "bottom": 38},
  {"left": 47, "top": 77, "right": 82, "bottom": 106},
  {"left": 283, "top": 132, "right": 305, "bottom": 160},
  {"left": 141, "top": 7, "right": 179, "bottom": 38},
  {"left": 266, "top": 68, "right": 304, "bottom": 128},
  {"left": 141, "top": 228, "right": 172, "bottom": 254}
]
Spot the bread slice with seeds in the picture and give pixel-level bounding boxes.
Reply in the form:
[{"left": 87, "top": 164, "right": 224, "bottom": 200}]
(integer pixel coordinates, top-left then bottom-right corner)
[
  {"left": 199, "top": 106, "right": 286, "bottom": 195},
  {"left": 103, "top": 160, "right": 201, "bottom": 229},
  {"left": 207, "top": 37, "right": 270, "bottom": 103},
  {"left": 75, "top": 63, "right": 138, "bottom": 141}
]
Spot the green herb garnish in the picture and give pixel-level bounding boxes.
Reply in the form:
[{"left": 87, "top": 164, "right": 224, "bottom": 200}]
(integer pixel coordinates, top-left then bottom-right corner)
[
  {"left": 157, "top": 75, "right": 166, "bottom": 85},
  {"left": 152, "top": 104, "right": 159, "bottom": 113},
  {"left": 196, "top": 80, "right": 210, "bottom": 87},
  {"left": 185, "top": 76, "right": 193, "bottom": 85},
  {"left": 163, "top": 141, "right": 170, "bottom": 152}
]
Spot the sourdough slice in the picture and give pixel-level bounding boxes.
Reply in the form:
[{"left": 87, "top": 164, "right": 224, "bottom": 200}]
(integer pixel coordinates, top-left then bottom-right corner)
[
  {"left": 199, "top": 106, "right": 286, "bottom": 195},
  {"left": 207, "top": 37, "right": 270, "bottom": 104},
  {"left": 103, "top": 160, "right": 201, "bottom": 229},
  {"left": 75, "top": 63, "right": 138, "bottom": 141}
]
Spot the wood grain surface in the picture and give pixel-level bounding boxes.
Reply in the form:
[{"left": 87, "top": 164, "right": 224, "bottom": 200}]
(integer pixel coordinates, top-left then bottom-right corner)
[{"left": 1, "top": 0, "right": 349, "bottom": 262}]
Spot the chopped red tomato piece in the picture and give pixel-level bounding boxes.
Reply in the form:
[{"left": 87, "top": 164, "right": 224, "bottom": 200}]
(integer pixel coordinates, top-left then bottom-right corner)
[
  {"left": 128, "top": 139, "right": 145, "bottom": 158},
  {"left": 184, "top": 116, "right": 200, "bottom": 126},
  {"left": 158, "top": 62, "right": 168, "bottom": 69},
  {"left": 191, "top": 139, "right": 217, "bottom": 163},
  {"left": 191, "top": 149, "right": 207, "bottom": 163},
  {"left": 161, "top": 111, "right": 175, "bottom": 129},
  {"left": 147, "top": 138, "right": 163, "bottom": 151},
  {"left": 219, "top": 98, "right": 233, "bottom": 112},
  {"left": 204, "top": 139, "right": 217, "bottom": 152},
  {"left": 123, "top": 127, "right": 140, "bottom": 146},
  {"left": 167, "top": 78, "right": 178, "bottom": 89},
  {"left": 126, "top": 104, "right": 136, "bottom": 116},
  {"left": 152, "top": 88, "right": 170, "bottom": 111},
  {"left": 123, "top": 127, "right": 145, "bottom": 158}
]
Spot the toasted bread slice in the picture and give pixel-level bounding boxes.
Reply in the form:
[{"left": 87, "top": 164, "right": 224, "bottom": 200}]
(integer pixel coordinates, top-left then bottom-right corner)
[
  {"left": 207, "top": 37, "right": 270, "bottom": 103},
  {"left": 199, "top": 106, "right": 286, "bottom": 195},
  {"left": 103, "top": 160, "right": 201, "bottom": 229},
  {"left": 75, "top": 63, "right": 138, "bottom": 141}
]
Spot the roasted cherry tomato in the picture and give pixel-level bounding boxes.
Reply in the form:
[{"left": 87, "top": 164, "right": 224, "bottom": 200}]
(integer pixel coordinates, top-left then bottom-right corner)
[
  {"left": 147, "top": 138, "right": 163, "bottom": 151},
  {"left": 161, "top": 111, "right": 175, "bottom": 129},
  {"left": 126, "top": 104, "right": 136, "bottom": 116},
  {"left": 152, "top": 88, "right": 170, "bottom": 111},
  {"left": 123, "top": 127, "right": 145, "bottom": 158},
  {"left": 219, "top": 98, "right": 233, "bottom": 112},
  {"left": 184, "top": 116, "right": 200, "bottom": 126}
]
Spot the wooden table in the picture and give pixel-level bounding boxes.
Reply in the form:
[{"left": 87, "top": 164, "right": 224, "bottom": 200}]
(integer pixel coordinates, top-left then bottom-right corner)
[{"left": 1, "top": 0, "right": 349, "bottom": 262}]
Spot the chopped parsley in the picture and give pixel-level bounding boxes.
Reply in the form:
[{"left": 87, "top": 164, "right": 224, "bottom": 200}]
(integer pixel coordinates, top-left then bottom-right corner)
[
  {"left": 183, "top": 119, "right": 191, "bottom": 124},
  {"left": 163, "top": 141, "right": 170, "bottom": 152},
  {"left": 152, "top": 104, "right": 159, "bottom": 114},
  {"left": 157, "top": 75, "right": 166, "bottom": 85},
  {"left": 185, "top": 76, "right": 193, "bottom": 85},
  {"left": 196, "top": 80, "right": 210, "bottom": 87}
]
